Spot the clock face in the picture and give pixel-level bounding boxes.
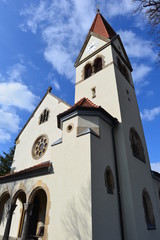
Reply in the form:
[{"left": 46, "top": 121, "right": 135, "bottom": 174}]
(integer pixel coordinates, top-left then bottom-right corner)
[{"left": 86, "top": 41, "right": 98, "bottom": 54}]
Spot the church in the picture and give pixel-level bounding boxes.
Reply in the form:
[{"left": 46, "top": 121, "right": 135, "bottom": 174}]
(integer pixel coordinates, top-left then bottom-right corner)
[{"left": 0, "top": 10, "right": 160, "bottom": 240}]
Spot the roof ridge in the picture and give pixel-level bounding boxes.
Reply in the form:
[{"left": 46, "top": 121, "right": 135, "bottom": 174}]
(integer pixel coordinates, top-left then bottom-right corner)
[{"left": 74, "top": 97, "right": 99, "bottom": 108}]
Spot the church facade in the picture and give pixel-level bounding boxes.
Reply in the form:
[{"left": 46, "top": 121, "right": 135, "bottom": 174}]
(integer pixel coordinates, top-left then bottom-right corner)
[{"left": 0, "top": 11, "right": 160, "bottom": 240}]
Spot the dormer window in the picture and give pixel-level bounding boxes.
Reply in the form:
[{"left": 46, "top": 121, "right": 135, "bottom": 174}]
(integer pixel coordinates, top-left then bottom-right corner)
[
  {"left": 39, "top": 109, "right": 49, "bottom": 124},
  {"left": 94, "top": 57, "right": 102, "bottom": 73},
  {"left": 84, "top": 63, "right": 92, "bottom": 79}
]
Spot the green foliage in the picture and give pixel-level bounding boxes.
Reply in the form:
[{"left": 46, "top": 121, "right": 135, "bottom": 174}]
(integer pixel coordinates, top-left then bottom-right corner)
[{"left": 0, "top": 146, "right": 15, "bottom": 176}]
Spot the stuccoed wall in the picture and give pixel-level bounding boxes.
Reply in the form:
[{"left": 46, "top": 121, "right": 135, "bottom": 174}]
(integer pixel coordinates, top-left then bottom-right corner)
[
  {"left": 75, "top": 43, "right": 121, "bottom": 121},
  {"left": 13, "top": 93, "right": 69, "bottom": 172},
  {"left": 91, "top": 118, "right": 122, "bottom": 240}
]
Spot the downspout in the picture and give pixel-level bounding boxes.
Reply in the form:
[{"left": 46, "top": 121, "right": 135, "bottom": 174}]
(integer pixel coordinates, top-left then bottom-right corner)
[{"left": 112, "top": 123, "right": 125, "bottom": 240}]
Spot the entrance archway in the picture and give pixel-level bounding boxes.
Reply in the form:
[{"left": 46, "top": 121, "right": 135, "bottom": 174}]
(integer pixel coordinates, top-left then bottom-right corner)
[
  {"left": 28, "top": 188, "right": 47, "bottom": 238},
  {"left": 0, "top": 192, "right": 10, "bottom": 225},
  {"left": 10, "top": 190, "right": 26, "bottom": 238}
]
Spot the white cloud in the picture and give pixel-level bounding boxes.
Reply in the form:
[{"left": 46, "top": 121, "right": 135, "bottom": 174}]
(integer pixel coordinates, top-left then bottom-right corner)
[
  {"left": 7, "top": 63, "right": 26, "bottom": 82},
  {"left": 20, "top": 1, "right": 48, "bottom": 34},
  {"left": 118, "top": 30, "right": 156, "bottom": 61},
  {"left": 0, "top": 109, "right": 21, "bottom": 144},
  {"left": 0, "top": 109, "right": 20, "bottom": 133},
  {"left": 101, "top": 0, "right": 133, "bottom": 18},
  {"left": 0, "top": 82, "right": 38, "bottom": 112},
  {"left": 53, "top": 80, "right": 60, "bottom": 91},
  {"left": 132, "top": 63, "right": 152, "bottom": 83},
  {"left": 0, "top": 129, "right": 11, "bottom": 144},
  {"left": 20, "top": 0, "right": 95, "bottom": 83},
  {"left": 0, "top": 63, "right": 39, "bottom": 143},
  {"left": 141, "top": 107, "right": 160, "bottom": 121},
  {"left": 151, "top": 162, "right": 160, "bottom": 173}
]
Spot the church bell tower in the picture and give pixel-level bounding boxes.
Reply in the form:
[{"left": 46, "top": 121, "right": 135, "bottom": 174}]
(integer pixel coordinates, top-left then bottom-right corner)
[{"left": 74, "top": 11, "right": 160, "bottom": 240}]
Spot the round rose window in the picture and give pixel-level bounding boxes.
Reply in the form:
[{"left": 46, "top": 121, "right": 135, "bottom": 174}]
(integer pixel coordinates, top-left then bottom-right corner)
[{"left": 32, "top": 135, "right": 48, "bottom": 159}]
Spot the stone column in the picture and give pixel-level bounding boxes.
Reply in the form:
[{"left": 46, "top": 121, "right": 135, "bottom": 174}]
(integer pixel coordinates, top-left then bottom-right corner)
[
  {"left": 2, "top": 203, "right": 17, "bottom": 240},
  {"left": 21, "top": 203, "right": 33, "bottom": 240}
]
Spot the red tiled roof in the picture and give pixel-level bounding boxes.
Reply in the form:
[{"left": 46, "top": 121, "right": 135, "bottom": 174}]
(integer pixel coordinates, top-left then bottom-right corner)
[
  {"left": 89, "top": 12, "right": 116, "bottom": 39},
  {"left": 72, "top": 97, "right": 99, "bottom": 109},
  {"left": 57, "top": 97, "right": 118, "bottom": 129}
]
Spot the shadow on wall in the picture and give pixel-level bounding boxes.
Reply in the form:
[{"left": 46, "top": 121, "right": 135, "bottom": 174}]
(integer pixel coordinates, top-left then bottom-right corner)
[{"left": 62, "top": 182, "right": 91, "bottom": 240}]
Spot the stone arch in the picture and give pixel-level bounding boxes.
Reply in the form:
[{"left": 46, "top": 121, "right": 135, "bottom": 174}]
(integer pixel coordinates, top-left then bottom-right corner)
[
  {"left": 0, "top": 191, "right": 10, "bottom": 224},
  {"left": 10, "top": 189, "right": 27, "bottom": 238},
  {"left": 84, "top": 63, "right": 92, "bottom": 79},
  {"left": 142, "top": 189, "right": 156, "bottom": 229},
  {"left": 27, "top": 181, "right": 51, "bottom": 240},
  {"left": 94, "top": 57, "right": 102, "bottom": 73}
]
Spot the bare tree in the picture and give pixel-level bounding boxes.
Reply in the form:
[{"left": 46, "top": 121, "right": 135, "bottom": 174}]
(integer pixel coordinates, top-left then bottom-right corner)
[{"left": 133, "top": 0, "right": 160, "bottom": 56}]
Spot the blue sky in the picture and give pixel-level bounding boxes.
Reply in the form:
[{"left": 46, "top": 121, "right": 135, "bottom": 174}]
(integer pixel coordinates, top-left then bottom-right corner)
[{"left": 0, "top": 0, "right": 160, "bottom": 171}]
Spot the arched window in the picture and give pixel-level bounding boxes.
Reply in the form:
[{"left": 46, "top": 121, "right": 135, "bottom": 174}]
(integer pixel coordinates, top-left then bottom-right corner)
[
  {"left": 142, "top": 189, "right": 156, "bottom": 230},
  {"left": 123, "top": 66, "right": 130, "bottom": 82},
  {"left": 94, "top": 57, "right": 102, "bottom": 73},
  {"left": 130, "top": 128, "right": 145, "bottom": 162},
  {"left": 117, "top": 57, "right": 130, "bottom": 82},
  {"left": 39, "top": 109, "right": 49, "bottom": 124},
  {"left": 84, "top": 63, "right": 92, "bottom": 79},
  {"left": 117, "top": 57, "right": 123, "bottom": 72},
  {"left": 104, "top": 167, "right": 114, "bottom": 194}
]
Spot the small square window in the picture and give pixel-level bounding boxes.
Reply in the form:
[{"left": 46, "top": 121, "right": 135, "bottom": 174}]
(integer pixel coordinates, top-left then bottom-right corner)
[{"left": 91, "top": 87, "right": 96, "bottom": 98}]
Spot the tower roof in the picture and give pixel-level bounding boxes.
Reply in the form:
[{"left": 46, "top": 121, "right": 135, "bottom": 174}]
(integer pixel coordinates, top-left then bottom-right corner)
[
  {"left": 57, "top": 97, "right": 118, "bottom": 128},
  {"left": 89, "top": 12, "right": 117, "bottom": 39},
  {"left": 75, "top": 12, "right": 117, "bottom": 67}
]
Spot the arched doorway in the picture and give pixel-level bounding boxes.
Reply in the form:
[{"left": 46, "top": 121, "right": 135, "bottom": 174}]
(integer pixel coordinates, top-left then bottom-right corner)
[
  {"left": 0, "top": 192, "right": 10, "bottom": 234},
  {"left": 10, "top": 190, "right": 26, "bottom": 238},
  {"left": 28, "top": 188, "right": 47, "bottom": 238}
]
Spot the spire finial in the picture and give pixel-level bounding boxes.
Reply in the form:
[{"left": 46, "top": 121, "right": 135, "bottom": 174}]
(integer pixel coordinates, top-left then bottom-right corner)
[{"left": 96, "top": 4, "right": 100, "bottom": 13}]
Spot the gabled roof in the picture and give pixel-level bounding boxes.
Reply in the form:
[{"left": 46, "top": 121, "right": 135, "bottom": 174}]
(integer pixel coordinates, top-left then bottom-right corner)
[
  {"left": 57, "top": 97, "right": 118, "bottom": 128},
  {"left": 15, "top": 87, "right": 70, "bottom": 141},
  {"left": 90, "top": 12, "right": 116, "bottom": 39},
  {"left": 75, "top": 12, "right": 117, "bottom": 67}
]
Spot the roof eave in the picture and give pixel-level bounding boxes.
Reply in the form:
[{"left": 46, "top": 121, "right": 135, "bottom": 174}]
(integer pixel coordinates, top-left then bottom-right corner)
[{"left": 57, "top": 106, "right": 118, "bottom": 129}]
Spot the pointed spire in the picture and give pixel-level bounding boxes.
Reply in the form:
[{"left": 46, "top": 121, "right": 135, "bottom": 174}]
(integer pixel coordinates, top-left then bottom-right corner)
[{"left": 89, "top": 12, "right": 116, "bottom": 39}]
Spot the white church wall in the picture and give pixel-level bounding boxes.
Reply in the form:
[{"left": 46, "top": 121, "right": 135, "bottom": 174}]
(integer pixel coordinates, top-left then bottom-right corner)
[
  {"left": 112, "top": 54, "right": 160, "bottom": 239},
  {"left": 49, "top": 115, "right": 92, "bottom": 239},
  {"left": 13, "top": 93, "right": 69, "bottom": 172},
  {"left": 75, "top": 46, "right": 121, "bottom": 121},
  {"left": 90, "top": 118, "right": 122, "bottom": 240}
]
